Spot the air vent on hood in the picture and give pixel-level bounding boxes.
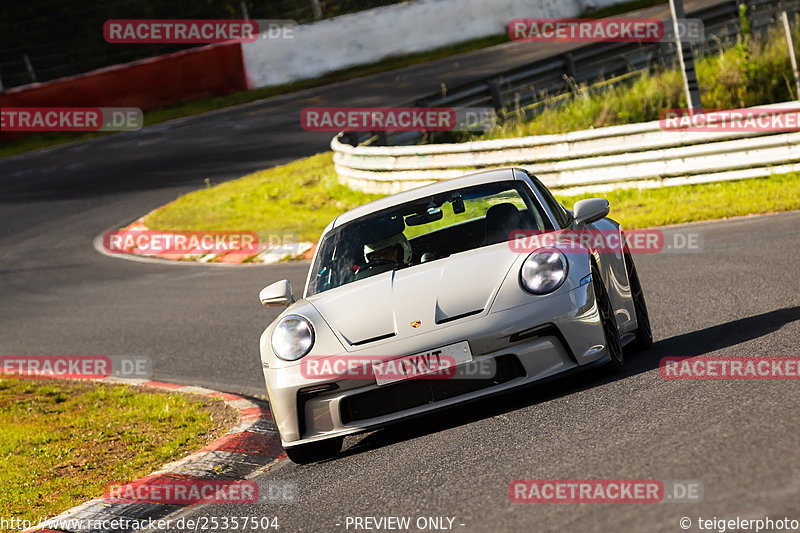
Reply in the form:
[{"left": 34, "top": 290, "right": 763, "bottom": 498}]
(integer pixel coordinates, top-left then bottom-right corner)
[
  {"left": 435, "top": 308, "right": 483, "bottom": 325},
  {"left": 350, "top": 332, "right": 396, "bottom": 346}
]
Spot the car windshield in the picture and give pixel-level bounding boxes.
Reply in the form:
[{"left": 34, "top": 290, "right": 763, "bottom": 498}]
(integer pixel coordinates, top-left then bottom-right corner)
[{"left": 307, "top": 180, "right": 552, "bottom": 296}]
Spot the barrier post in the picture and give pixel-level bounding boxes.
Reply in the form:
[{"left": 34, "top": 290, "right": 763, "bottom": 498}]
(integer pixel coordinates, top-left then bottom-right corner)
[
  {"left": 781, "top": 11, "right": 800, "bottom": 100},
  {"left": 312, "top": 0, "right": 323, "bottom": 20},
  {"left": 669, "top": 0, "right": 702, "bottom": 113}
]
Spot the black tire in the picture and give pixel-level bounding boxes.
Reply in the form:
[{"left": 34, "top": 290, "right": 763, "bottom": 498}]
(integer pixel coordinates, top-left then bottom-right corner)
[
  {"left": 284, "top": 437, "right": 343, "bottom": 464},
  {"left": 592, "top": 263, "right": 624, "bottom": 369},
  {"left": 624, "top": 251, "right": 653, "bottom": 351}
]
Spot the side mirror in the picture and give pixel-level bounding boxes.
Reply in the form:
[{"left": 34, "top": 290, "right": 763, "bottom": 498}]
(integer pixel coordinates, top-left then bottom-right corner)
[
  {"left": 259, "top": 280, "right": 296, "bottom": 307},
  {"left": 573, "top": 198, "right": 610, "bottom": 226}
]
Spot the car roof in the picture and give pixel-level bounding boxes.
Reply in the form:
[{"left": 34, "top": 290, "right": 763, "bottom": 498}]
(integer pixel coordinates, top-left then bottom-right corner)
[{"left": 331, "top": 167, "right": 520, "bottom": 228}]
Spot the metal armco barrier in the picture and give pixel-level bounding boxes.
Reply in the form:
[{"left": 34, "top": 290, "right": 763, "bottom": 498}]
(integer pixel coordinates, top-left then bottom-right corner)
[
  {"left": 341, "top": 0, "right": 800, "bottom": 148},
  {"left": 417, "top": 0, "right": 798, "bottom": 119},
  {"left": 332, "top": 102, "right": 800, "bottom": 194}
]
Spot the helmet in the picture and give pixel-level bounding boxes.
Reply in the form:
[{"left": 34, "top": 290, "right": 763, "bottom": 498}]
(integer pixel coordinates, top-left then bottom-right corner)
[{"left": 364, "top": 233, "right": 412, "bottom": 264}]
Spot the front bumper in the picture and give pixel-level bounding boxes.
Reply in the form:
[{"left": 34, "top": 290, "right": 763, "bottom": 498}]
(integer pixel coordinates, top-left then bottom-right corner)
[{"left": 264, "top": 281, "right": 608, "bottom": 447}]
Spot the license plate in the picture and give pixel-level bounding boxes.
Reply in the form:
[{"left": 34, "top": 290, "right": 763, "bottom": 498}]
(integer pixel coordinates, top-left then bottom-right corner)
[{"left": 373, "top": 341, "right": 473, "bottom": 386}]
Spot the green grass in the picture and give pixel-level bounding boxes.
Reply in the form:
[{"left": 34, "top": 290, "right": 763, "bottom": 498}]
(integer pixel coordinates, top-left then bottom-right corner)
[
  {"left": 554, "top": 172, "right": 800, "bottom": 228},
  {"left": 470, "top": 22, "right": 800, "bottom": 140},
  {"left": 147, "top": 146, "right": 800, "bottom": 240},
  {"left": 145, "top": 21, "right": 800, "bottom": 242},
  {"left": 146, "top": 152, "right": 382, "bottom": 241},
  {"left": 0, "top": 378, "right": 235, "bottom": 529}
]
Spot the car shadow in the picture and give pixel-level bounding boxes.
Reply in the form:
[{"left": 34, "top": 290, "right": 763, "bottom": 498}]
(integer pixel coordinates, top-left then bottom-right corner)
[{"left": 336, "top": 305, "right": 800, "bottom": 460}]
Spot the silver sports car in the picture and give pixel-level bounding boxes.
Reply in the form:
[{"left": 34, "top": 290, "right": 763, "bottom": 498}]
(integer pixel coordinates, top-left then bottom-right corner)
[{"left": 259, "top": 168, "right": 651, "bottom": 463}]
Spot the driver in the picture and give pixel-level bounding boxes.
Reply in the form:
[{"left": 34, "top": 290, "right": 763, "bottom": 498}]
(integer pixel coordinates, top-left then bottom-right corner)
[{"left": 363, "top": 232, "right": 412, "bottom": 267}]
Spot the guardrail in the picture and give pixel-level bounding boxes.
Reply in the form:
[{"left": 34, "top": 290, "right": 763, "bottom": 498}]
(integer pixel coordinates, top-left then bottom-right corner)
[
  {"left": 416, "top": 2, "right": 736, "bottom": 110},
  {"left": 341, "top": 0, "right": 800, "bottom": 148},
  {"left": 332, "top": 102, "right": 800, "bottom": 194}
]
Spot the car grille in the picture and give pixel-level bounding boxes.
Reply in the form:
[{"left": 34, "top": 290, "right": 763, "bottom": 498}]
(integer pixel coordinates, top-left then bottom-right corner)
[{"left": 339, "top": 354, "right": 525, "bottom": 424}]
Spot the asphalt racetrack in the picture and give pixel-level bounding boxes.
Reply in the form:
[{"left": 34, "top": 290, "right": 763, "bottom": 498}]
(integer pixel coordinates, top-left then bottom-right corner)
[
  {"left": 75, "top": 213, "right": 800, "bottom": 531},
  {"left": 2, "top": 0, "right": 798, "bottom": 527},
  {"left": 3, "top": 165, "right": 799, "bottom": 531}
]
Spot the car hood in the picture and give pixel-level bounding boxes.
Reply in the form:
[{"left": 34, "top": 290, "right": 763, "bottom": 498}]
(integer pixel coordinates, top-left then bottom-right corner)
[{"left": 308, "top": 245, "right": 520, "bottom": 349}]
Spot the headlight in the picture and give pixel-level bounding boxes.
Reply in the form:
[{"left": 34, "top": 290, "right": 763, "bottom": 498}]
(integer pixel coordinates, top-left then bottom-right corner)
[
  {"left": 271, "top": 315, "right": 314, "bottom": 361},
  {"left": 520, "top": 248, "right": 568, "bottom": 295}
]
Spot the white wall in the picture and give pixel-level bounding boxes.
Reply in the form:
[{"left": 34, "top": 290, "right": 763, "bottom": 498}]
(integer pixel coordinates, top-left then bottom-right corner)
[{"left": 242, "top": 0, "right": 624, "bottom": 89}]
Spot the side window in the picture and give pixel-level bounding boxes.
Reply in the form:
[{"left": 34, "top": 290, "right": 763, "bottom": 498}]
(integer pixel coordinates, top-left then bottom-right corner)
[{"left": 529, "top": 176, "right": 572, "bottom": 228}]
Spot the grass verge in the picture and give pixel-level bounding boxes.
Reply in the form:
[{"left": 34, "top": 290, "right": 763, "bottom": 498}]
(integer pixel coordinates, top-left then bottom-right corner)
[
  {"left": 553, "top": 173, "right": 800, "bottom": 228},
  {"left": 144, "top": 21, "right": 800, "bottom": 243},
  {"left": 145, "top": 152, "right": 382, "bottom": 242},
  {"left": 470, "top": 21, "right": 800, "bottom": 140},
  {"left": 0, "top": 378, "right": 237, "bottom": 529},
  {"left": 146, "top": 149, "right": 800, "bottom": 240}
]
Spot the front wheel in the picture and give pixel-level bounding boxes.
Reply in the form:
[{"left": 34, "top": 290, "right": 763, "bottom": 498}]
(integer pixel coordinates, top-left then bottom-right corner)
[
  {"left": 624, "top": 251, "right": 653, "bottom": 351},
  {"left": 284, "top": 437, "right": 343, "bottom": 464},
  {"left": 593, "top": 263, "right": 624, "bottom": 369}
]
